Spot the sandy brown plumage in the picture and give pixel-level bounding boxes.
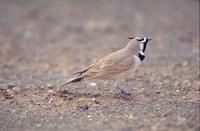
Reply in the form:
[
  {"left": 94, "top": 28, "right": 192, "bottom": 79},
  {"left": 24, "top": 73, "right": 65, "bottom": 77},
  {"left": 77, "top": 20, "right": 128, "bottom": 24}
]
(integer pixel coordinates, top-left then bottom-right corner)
[{"left": 84, "top": 49, "right": 135, "bottom": 80}]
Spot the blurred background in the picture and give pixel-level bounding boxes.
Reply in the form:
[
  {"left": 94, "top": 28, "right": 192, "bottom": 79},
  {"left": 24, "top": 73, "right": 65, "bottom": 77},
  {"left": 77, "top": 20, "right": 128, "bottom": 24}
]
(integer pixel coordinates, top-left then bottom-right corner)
[{"left": 0, "top": 0, "right": 199, "bottom": 131}]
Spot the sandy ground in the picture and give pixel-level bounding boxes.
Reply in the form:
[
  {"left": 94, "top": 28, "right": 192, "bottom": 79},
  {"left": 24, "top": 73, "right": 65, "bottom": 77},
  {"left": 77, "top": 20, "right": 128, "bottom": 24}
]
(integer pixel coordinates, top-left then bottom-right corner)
[{"left": 0, "top": 0, "right": 199, "bottom": 131}]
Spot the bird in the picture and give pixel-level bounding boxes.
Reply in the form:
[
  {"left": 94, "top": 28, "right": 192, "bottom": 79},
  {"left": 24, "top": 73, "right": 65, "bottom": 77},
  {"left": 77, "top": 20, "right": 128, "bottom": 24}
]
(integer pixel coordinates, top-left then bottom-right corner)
[{"left": 59, "top": 36, "right": 152, "bottom": 99}]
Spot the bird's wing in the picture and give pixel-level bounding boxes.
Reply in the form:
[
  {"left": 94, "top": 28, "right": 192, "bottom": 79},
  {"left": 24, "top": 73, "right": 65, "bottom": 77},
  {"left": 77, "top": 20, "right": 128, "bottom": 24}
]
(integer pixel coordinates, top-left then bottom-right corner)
[
  {"left": 72, "top": 50, "right": 122, "bottom": 75},
  {"left": 84, "top": 51, "right": 135, "bottom": 79}
]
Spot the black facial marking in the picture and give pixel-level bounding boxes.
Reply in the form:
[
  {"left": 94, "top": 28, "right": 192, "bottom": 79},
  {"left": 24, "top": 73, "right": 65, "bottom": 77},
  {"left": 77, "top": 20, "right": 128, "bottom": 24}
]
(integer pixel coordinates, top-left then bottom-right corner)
[
  {"left": 138, "top": 53, "right": 145, "bottom": 61},
  {"left": 143, "top": 42, "right": 147, "bottom": 52},
  {"left": 128, "top": 37, "right": 135, "bottom": 39},
  {"left": 142, "top": 38, "right": 150, "bottom": 52}
]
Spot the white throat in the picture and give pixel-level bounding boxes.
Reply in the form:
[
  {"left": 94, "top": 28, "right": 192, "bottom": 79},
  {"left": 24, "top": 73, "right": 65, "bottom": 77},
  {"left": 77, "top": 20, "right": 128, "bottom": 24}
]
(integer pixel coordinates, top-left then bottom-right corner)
[{"left": 139, "top": 44, "right": 144, "bottom": 52}]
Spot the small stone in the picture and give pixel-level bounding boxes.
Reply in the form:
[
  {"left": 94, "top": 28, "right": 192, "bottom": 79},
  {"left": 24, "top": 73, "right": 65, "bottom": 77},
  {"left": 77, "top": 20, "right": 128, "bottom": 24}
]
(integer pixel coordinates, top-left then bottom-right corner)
[
  {"left": 67, "top": 97, "right": 73, "bottom": 100},
  {"left": 80, "top": 104, "right": 89, "bottom": 112},
  {"left": 129, "top": 115, "right": 133, "bottom": 119},
  {"left": 39, "top": 85, "right": 45, "bottom": 89},
  {"left": 25, "top": 84, "right": 35, "bottom": 90},
  {"left": 87, "top": 115, "right": 92, "bottom": 118},
  {"left": 94, "top": 100, "right": 100, "bottom": 105},
  {"left": 47, "top": 83, "right": 54, "bottom": 89},
  {"left": 93, "top": 93, "right": 101, "bottom": 97},
  {"left": 182, "top": 96, "right": 186, "bottom": 99},
  {"left": 48, "top": 90, "right": 56, "bottom": 94},
  {"left": 138, "top": 88, "right": 145, "bottom": 93},
  {"left": 4, "top": 90, "right": 15, "bottom": 99},
  {"left": 92, "top": 98, "right": 100, "bottom": 104},
  {"left": 89, "top": 83, "right": 97, "bottom": 87},
  {"left": 12, "top": 87, "right": 21, "bottom": 93},
  {"left": 155, "top": 90, "right": 161, "bottom": 94},
  {"left": 7, "top": 83, "right": 15, "bottom": 89},
  {"left": 48, "top": 98, "right": 53, "bottom": 104},
  {"left": 36, "top": 123, "right": 42, "bottom": 127},
  {"left": 176, "top": 90, "right": 180, "bottom": 93}
]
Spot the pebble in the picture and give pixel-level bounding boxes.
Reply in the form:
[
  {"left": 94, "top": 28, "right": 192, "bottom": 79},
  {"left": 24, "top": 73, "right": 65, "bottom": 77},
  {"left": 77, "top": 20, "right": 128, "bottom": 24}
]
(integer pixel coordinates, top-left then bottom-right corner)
[
  {"left": 87, "top": 115, "right": 92, "bottom": 118},
  {"left": 4, "top": 90, "right": 15, "bottom": 99},
  {"left": 36, "top": 123, "right": 42, "bottom": 127},
  {"left": 48, "top": 90, "right": 56, "bottom": 94},
  {"left": 25, "top": 84, "right": 34, "bottom": 90},
  {"left": 39, "top": 85, "right": 45, "bottom": 89},
  {"left": 12, "top": 87, "right": 21, "bottom": 93},
  {"left": 129, "top": 115, "right": 133, "bottom": 119},
  {"left": 80, "top": 104, "right": 89, "bottom": 112},
  {"left": 138, "top": 88, "right": 145, "bottom": 93},
  {"left": 174, "top": 81, "right": 180, "bottom": 87},
  {"left": 48, "top": 98, "right": 53, "bottom": 104},
  {"left": 91, "top": 98, "right": 100, "bottom": 105},
  {"left": 155, "top": 90, "right": 161, "bottom": 94},
  {"left": 67, "top": 96, "right": 73, "bottom": 100},
  {"left": 182, "top": 96, "right": 186, "bottom": 99},
  {"left": 7, "top": 83, "right": 15, "bottom": 89},
  {"left": 47, "top": 83, "right": 54, "bottom": 89},
  {"left": 89, "top": 83, "right": 97, "bottom": 87},
  {"left": 93, "top": 93, "right": 101, "bottom": 97}
]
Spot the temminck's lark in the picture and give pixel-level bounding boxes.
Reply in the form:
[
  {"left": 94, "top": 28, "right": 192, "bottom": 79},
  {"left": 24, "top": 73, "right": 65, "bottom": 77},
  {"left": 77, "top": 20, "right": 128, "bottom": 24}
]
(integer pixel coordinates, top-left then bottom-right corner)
[{"left": 59, "top": 37, "right": 152, "bottom": 99}]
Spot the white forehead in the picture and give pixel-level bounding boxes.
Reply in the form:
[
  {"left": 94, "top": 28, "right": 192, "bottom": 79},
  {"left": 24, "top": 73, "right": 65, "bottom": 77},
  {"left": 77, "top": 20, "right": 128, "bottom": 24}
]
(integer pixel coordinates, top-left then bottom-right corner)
[{"left": 135, "top": 37, "right": 142, "bottom": 40}]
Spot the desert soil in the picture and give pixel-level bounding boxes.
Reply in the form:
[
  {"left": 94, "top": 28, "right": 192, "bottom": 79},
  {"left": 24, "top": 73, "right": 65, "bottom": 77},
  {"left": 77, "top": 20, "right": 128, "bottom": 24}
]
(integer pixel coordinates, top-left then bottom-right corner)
[{"left": 0, "top": 0, "right": 199, "bottom": 131}]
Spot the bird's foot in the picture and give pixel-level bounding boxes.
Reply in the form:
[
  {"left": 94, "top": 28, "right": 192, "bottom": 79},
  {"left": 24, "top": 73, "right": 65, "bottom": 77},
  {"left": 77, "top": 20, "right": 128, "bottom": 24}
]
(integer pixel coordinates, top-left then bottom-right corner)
[{"left": 115, "top": 85, "right": 131, "bottom": 100}]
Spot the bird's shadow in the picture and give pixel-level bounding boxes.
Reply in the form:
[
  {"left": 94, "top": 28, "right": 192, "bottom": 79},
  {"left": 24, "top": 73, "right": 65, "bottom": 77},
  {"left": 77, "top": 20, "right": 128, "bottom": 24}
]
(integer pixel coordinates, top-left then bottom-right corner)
[
  {"left": 56, "top": 89, "right": 134, "bottom": 101},
  {"left": 56, "top": 89, "right": 101, "bottom": 99}
]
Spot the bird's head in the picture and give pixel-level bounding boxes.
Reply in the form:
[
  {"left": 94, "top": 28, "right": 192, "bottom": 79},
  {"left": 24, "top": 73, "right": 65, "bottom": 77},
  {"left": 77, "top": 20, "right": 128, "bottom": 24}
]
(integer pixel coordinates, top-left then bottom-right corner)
[{"left": 127, "top": 36, "right": 152, "bottom": 53}]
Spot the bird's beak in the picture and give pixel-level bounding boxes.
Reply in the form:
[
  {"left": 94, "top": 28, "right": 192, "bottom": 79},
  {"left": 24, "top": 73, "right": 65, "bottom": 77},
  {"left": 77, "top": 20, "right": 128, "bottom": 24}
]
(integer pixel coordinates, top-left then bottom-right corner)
[{"left": 148, "top": 38, "right": 152, "bottom": 41}]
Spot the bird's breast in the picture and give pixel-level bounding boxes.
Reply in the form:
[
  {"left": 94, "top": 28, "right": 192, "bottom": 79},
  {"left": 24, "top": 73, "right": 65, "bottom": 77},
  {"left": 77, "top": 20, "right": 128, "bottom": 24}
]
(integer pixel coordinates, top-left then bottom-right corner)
[{"left": 133, "top": 55, "right": 142, "bottom": 71}]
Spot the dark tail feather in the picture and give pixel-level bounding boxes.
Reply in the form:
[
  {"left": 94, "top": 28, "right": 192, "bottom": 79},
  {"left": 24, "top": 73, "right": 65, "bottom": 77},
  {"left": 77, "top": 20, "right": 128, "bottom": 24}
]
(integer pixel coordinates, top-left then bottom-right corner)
[
  {"left": 58, "top": 76, "right": 85, "bottom": 87},
  {"left": 72, "top": 64, "right": 94, "bottom": 76}
]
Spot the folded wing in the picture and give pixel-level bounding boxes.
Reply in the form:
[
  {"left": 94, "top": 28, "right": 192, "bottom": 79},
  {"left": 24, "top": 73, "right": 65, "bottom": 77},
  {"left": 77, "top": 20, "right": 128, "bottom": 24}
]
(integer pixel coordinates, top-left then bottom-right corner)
[{"left": 84, "top": 51, "right": 135, "bottom": 79}]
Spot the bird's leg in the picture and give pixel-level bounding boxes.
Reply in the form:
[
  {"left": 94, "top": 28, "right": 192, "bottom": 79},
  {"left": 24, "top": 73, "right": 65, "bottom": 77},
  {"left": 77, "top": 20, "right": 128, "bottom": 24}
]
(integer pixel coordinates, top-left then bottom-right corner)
[
  {"left": 114, "top": 82, "right": 131, "bottom": 100},
  {"left": 115, "top": 84, "right": 125, "bottom": 94}
]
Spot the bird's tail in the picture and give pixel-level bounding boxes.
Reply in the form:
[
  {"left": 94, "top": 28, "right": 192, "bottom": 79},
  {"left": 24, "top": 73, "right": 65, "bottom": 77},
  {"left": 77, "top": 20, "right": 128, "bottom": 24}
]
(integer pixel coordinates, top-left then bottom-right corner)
[{"left": 58, "top": 76, "right": 85, "bottom": 87}]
